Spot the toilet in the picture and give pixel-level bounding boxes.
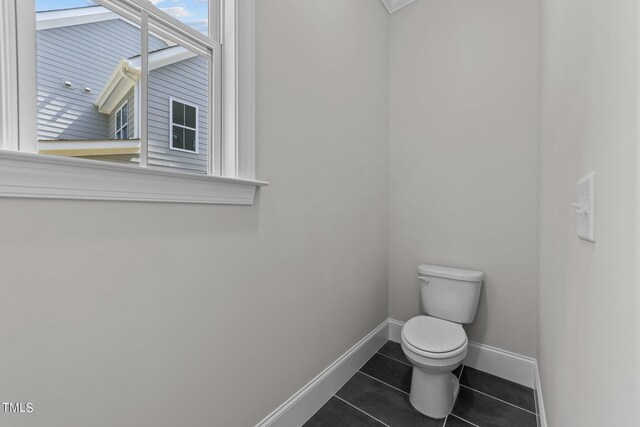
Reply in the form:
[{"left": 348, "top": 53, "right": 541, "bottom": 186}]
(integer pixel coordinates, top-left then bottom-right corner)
[{"left": 401, "top": 264, "right": 483, "bottom": 419}]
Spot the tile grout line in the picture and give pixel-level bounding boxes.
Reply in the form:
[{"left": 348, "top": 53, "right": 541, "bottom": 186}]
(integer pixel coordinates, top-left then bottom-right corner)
[
  {"left": 447, "top": 413, "right": 480, "bottom": 427},
  {"left": 333, "top": 395, "right": 392, "bottom": 427},
  {"left": 375, "top": 351, "right": 413, "bottom": 367},
  {"left": 445, "top": 366, "right": 482, "bottom": 427},
  {"left": 458, "top": 384, "right": 537, "bottom": 416},
  {"left": 457, "top": 364, "right": 538, "bottom": 416},
  {"left": 357, "top": 370, "right": 411, "bottom": 396}
]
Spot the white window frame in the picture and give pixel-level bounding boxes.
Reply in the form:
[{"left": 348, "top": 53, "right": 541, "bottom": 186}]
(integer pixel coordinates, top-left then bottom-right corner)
[
  {"left": 169, "top": 97, "right": 199, "bottom": 154},
  {"left": 0, "top": 0, "right": 265, "bottom": 205},
  {"left": 115, "top": 101, "right": 129, "bottom": 140}
]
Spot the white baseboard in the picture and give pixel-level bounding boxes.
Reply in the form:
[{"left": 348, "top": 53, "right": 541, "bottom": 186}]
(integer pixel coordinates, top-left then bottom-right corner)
[
  {"left": 534, "top": 363, "right": 548, "bottom": 427},
  {"left": 388, "top": 318, "right": 405, "bottom": 342},
  {"left": 464, "top": 341, "right": 536, "bottom": 388},
  {"left": 254, "top": 319, "right": 389, "bottom": 427},
  {"left": 388, "top": 318, "right": 536, "bottom": 388}
]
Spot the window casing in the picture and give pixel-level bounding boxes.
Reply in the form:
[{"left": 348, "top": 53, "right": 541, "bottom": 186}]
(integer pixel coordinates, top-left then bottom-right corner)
[
  {"left": 0, "top": 0, "right": 263, "bottom": 204},
  {"left": 170, "top": 98, "right": 198, "bottom": 154}
]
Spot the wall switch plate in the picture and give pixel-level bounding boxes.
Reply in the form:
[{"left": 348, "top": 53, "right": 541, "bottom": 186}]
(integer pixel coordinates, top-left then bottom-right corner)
[{"left": 574, "top": 173, "right": 595, "bottom": 242}]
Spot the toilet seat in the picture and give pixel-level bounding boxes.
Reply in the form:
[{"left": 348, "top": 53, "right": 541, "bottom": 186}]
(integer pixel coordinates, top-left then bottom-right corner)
[{"left": 402, "top": 316, "right": 467, "bottom": 359}]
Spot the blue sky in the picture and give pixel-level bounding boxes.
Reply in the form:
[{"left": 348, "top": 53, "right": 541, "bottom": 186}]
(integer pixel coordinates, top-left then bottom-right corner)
[{"left": 35, "top": 0, "right": 208, "bottom": 33}]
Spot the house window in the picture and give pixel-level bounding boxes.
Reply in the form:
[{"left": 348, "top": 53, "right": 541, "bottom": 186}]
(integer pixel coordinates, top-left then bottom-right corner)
[
  {"left": 115, "top": 102, "right": 129, "bottom": 140},
  {"left": 0, "top": 0, "right": 262, "bottom": 204},
  {"left": 170, "top": 99, "right": 198, "bottom": 153}
]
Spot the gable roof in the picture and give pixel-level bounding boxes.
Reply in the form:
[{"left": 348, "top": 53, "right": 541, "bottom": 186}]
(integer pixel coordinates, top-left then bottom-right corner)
[
  {"left": 95, "top": 46, "right": 197, "bottom": 114},
  {"left": 95, "top": 59, "right": 141, "bottom": 115}
]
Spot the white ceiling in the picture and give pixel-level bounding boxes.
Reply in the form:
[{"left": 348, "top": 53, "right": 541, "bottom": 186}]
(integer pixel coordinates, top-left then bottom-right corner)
[{"left": 379, "top": 0, "right": 418, "bottom": 14}]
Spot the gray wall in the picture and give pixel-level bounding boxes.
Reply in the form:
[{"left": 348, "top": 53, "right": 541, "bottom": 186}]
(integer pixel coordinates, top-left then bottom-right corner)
[
  {"left": 388, "top": 0, "right": 540, "bottom": 357},
  {"left": 0, "top": 1, "right": 389, "bottom": 426},
  {"left": 539, "top": 0, "right": 640, "bottom": 424},
  {"left": 36, "top": 18, "right": 166, "bottom": 141}
]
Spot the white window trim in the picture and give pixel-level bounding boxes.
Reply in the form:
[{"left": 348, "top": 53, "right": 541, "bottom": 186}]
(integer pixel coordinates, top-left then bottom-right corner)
[
  {"left": 115, "top": 101, "right": 129, "bottom": 140},
  {"left": 0, "top": 0, "right": 264, "bottom": 205},
  {"left": 169, "top": 97, "right": 199, "bottom": 154}
]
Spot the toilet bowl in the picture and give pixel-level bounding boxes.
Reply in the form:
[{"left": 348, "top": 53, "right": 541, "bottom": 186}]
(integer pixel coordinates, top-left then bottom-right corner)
[
  {"left": 401, "top": 264, "right": 483, "bottom": 419},
  {"left": 401, "top": 315, "right": 468, "bottom": 419}
]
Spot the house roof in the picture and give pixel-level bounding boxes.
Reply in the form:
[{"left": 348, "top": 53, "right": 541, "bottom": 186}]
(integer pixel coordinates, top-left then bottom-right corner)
[
  {"left": 128, "top": 45, "right": 199, "bottom": 72},
  {"left": 38, "top": 139, "right": 141, "bottom": 157},
  {"left": 36, "top": 6, "right": 119, "bottom": 31}
]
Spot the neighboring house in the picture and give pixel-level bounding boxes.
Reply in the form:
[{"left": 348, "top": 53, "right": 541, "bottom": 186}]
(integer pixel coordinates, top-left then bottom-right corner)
[{"left": 36, "top": 5, "right": 209, "bottom": 174}]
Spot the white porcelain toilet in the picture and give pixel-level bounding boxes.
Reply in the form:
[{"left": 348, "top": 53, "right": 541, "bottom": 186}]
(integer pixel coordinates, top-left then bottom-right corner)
[{"left": 400, "top": 264, "right": 483, "bottom": 419}]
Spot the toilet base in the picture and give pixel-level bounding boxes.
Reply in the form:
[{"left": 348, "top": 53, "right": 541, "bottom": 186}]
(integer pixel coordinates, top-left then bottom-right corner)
[{"left": 409, "top": 367, "right": 460, "bottom": 419}]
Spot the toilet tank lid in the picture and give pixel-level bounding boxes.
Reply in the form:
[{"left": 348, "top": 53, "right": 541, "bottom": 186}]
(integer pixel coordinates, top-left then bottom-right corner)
[{"left": 418, "top": 264, "right": 484, "bottom": 282}]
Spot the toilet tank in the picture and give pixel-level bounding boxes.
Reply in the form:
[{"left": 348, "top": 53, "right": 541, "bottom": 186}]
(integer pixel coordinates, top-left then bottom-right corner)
[{"left": 418, "top": 264, "right": 483, "bottom": 324}]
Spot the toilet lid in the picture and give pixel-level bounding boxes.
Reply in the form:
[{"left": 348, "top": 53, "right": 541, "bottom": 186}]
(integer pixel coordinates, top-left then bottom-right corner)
[{"left": 402, "top": 316, "right": 467, "bottom": 354}]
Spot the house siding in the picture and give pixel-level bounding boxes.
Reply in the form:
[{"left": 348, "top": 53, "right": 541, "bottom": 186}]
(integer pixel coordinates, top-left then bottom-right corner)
[
  {"left": 148, "top": 56, "right": 209, "bottom": 174},
  {"left": 36, "top": 18, "right": 166, "bottom": 141}
]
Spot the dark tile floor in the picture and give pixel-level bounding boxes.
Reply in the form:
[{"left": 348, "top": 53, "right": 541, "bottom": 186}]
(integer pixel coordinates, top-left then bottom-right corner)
[{"left": 304, "top": 341, "right": 538, "bottom": 427}]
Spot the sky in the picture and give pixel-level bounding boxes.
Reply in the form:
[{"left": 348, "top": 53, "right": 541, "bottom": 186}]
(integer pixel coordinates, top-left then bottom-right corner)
[{"left": 35, "top": 0, "right": 209, "bottom": 33}]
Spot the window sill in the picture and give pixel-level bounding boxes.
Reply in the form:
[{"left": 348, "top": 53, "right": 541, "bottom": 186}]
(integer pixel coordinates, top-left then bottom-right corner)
[{"left": 0, "top": 150, "right": 267, "bottom": 205}]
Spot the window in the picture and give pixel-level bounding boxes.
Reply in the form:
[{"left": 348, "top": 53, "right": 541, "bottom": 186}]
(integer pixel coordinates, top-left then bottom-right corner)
[
  {"left": 115, "top": 102, "right": 129, "bottom": 140},
  {"left": 0, "top": 0, "right": 263, "bottom": 204},
  {"left": 170, "top": 99, "right": 198, "bottom": 153}
]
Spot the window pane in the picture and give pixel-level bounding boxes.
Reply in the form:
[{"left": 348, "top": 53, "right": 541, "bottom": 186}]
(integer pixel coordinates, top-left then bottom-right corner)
[
  {"left": 36, "top": 1, "right": 211, "bottom": 38},
  {"left": 185, "top": 105, "right": 197, "bottom": 129},
  {"left": 147, "top": 21, "right": 209, "bottom": 174},
  {"left": 184, "top": 128, "right": 196, "bottom": 152},
  {"left": 172, "top": 127, "right": 184, "bottom": 150},
  {"left": 35, "top": 1, "right": 90, "bottom": 12},
  {"left": 172, "top": 101, "right": 184, "bottom": 126},
  {"left": 35, "top": 1, "right": 141, "bottom": 164},
  {"left": 150, "top": 0, "right": 209, "bottom": 35}
]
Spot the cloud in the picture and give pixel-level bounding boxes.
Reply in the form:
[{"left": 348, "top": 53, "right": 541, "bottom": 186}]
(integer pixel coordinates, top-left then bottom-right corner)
[
  {"left": 187, "top": 19, "right": 208, "bottom": 24},
  {"left": 148, "top": 0, "right": 164, "bottom": 4},
  {"left": 161, "top": 6, "right": 192, "bottom": 17},
  {"left": 185, "top": 18, "right": 208, "bottom": 33}
]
